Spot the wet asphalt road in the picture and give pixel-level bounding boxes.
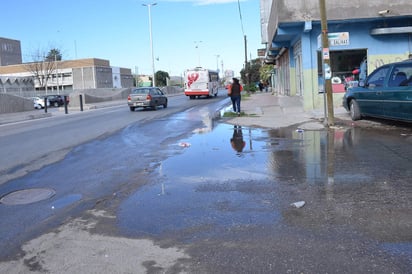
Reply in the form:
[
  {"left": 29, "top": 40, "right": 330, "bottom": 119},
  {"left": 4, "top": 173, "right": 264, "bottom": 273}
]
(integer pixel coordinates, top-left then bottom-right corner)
[{"left": 0, "top": 95, "right": 411, "bottom": 273}]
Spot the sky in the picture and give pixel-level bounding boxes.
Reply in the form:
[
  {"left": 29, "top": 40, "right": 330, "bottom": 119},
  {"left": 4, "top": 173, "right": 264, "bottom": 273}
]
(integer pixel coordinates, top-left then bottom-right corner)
[{"left": 1, "top": 0, "right": 263, "bottom": 77}]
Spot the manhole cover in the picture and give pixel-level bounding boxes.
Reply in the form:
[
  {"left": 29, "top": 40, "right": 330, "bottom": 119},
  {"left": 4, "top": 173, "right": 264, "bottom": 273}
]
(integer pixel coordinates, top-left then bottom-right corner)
[{"left": 0, "top": 188, "right": 56, "bottom": 205}]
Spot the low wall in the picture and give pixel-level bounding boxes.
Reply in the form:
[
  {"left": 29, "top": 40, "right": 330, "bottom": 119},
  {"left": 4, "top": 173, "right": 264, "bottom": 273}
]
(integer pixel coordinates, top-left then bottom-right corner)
[
  {"left": 68, "top": 88, "right": 131, "bottom": 107},
  {"left": 0, "top": 94, "right": 34, "bottom": 114},
  {"left": 69, "top": 87, "right": 183, "bottom": 107},
  {"left": 162, "top": 86, "right": 184, "bottom": 95},
  {"left": 1, "top": 87, "right": 184, "bottom": 113}
]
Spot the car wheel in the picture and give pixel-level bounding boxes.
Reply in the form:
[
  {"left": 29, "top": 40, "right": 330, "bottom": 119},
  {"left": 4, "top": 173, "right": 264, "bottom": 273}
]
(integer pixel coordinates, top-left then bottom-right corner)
[
  {"left": 163, "top": 100, "right": 168, "bottom": 108},
  {"left": 350, "top": 100, "right": 361, "bottom": 121},
  {"left": 189, "top": 96, "right": 195, "bottom": 99},
  {"left": 54, "top": 102, "right": 59, "bottom": 107},
  {"left": 129, "top": 106, "right": 135, "bottom": 112}
]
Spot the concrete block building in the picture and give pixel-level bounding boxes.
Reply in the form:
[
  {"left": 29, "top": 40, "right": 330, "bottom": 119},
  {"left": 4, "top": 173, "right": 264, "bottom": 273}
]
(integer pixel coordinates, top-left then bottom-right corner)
[
  {"left": 0, "top": 57, "right": 133, "bottom": 94},
  {"left": 0, "top": 37, "right": 134, "bottom": 95},
  {"left": 260, "top": 0, "right": 412, "bottom": 110},
  {"left": 0, "top": 37, "right": 22, "bottom": 66}
]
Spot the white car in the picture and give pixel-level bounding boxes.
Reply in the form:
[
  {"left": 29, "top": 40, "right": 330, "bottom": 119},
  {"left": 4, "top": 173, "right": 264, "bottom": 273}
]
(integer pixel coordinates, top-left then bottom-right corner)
[{"left": 31, "top": 97, "right": 50, "bottom": 109}]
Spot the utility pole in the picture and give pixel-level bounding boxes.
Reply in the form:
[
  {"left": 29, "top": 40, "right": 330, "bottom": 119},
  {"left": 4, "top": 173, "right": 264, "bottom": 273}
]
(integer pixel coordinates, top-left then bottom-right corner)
[
  {"left": 244, "top": 35, "right": 250, "bottom": 86},
  {"left": 244, "top": 35, "right": 248, "bottom": 68},
  {"left": 319, "top": 0, "right": 334, "bottom": 126}
]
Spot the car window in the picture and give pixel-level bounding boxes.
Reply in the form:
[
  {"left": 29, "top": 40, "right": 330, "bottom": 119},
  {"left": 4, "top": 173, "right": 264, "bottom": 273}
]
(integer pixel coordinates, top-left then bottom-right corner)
[
  {"left": 153, "top": 89, "right": 162, "bottom": 95},
  {"left": 366, "top": 66, "right": 389, "bottom": 87},
  {"left": 388, "top": 65, "right": 412, "bottom": 87},
  {"left": 388, "top": 66, "right": 409, "bottom": 87},
  {"left": 132, "top": 89, "right": 149, "bottom": 94}
]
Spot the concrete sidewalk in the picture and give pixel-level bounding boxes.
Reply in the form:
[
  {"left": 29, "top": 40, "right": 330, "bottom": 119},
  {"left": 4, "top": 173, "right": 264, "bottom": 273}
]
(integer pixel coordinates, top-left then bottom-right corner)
[{"left": 227, "top": 92, "right": 350, "bottom": 130}]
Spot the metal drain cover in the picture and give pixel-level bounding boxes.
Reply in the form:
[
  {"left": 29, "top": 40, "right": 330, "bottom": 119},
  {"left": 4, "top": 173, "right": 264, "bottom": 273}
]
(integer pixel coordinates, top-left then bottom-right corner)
[{"left": 0, "top": 188, "right": 56, "bottom": 205}]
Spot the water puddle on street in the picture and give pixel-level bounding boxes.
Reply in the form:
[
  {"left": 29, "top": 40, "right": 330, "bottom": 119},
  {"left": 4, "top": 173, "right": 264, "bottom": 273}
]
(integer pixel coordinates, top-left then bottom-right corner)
[{"left": 118, "top": 122, "right": 412, "bottom": 255}]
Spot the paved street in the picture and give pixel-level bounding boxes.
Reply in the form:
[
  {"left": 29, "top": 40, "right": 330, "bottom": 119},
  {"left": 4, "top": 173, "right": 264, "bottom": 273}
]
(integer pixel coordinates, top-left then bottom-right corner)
[
  {"left": 0, "top": 91, "right": 350, "bottom": 129},
  {"left": 0, "top": 91, "right": 411, "bottom": 273}
]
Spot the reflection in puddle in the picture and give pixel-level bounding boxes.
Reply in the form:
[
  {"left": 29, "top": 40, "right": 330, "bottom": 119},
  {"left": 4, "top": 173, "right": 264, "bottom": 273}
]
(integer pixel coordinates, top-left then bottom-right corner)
[
  {"left": 230, "top": 125, "right": 246, "bottom": 154},
  {"left": 119, "top": 124, "right": 327, "bottom": 234},
  {"left": 118, "top": 123, "right": 412, "bottom": 257}
]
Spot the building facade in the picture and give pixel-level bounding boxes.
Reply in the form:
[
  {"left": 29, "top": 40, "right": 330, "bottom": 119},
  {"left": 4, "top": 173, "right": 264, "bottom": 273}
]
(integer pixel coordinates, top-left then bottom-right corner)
[
  {"left": 0, "top": 76, "right": 34, "bottom": 94},
  {"left": 0, "top": 58, "right": 133, "bottom": 94},
  {"left": 0, "top": 37, "right": 22, "bottom": 66},
  {"left": 260, "top": 0, "right": 412, "bottom": 110}
]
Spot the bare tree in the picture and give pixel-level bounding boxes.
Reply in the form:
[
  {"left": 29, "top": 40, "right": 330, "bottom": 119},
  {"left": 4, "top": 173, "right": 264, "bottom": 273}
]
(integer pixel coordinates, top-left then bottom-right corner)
[{"left": 25, "top": 48, "right": 61, "bottom": 91}]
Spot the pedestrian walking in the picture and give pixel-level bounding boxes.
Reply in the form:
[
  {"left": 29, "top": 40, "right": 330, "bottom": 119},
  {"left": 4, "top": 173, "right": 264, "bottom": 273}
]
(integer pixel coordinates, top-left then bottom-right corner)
[
  {"left": 228, "top": 78, "right": 243, "bottom": 116},
  {"left": 258, "top": 81, "right": 264, "bottom": 92}
]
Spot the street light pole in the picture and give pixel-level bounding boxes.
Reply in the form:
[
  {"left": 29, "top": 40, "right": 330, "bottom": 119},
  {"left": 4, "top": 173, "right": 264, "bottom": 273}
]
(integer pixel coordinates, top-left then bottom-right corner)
[
  {"left": 215, "top": 54, "right": 220, "bottom": 74},
  {"left": 143, "top": 3, "right": 157, "bottom": 87},
  {"left": 221, "top": 60, "right": 224, "bottom": 77},
  {"left": 54, "top": 54, "right": 59, "bottom": 93},
  {"left": 194, "top": 41, "right": 202, "bottom": 67}
]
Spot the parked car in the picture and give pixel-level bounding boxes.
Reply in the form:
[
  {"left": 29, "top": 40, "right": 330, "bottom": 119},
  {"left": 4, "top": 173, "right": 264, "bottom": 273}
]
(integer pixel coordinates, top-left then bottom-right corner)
[
  {"left": 43, "top": 95, "right": 68, "bottom": 107},
  {"left": 127, "top": 87, "right": 168, "bottom": 111},
  {"left": 31, "top": 97, "right": 50, "bottom": 109},
  {"left": 342, "top": 60, "right": 412, "bottom": 122}
]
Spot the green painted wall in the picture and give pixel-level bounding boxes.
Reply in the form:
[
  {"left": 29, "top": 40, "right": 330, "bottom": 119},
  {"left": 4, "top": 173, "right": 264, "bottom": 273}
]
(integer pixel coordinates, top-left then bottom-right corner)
[
  {"left": 289, "top": 68, "right": 296, "bottom": 96},
  {"left": 368, "top": 54, "right": 409, "bottom": 74}
]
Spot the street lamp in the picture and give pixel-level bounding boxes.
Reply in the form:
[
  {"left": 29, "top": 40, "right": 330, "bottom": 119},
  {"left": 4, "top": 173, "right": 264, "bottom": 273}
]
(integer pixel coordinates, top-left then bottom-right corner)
[
  {"left": 142, "top": 3, "right": 157, "bottom": 87},
  {"left": 221, "top": 60, "right": 224, "bottom": 77},
  {"left": 215, "top": 54, "right": 220, "bottom": 74},
  {"left": 54, "top": 54, "right": 59, "bottom": 93},
  {"left": 194, "top": 41, "right": 202, "bottom": 67}
]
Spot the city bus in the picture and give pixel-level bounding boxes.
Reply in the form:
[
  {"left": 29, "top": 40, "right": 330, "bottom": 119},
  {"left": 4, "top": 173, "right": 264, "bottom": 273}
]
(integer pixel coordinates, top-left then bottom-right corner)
[{"left": 184, "top": 67, "right": 219, "bottom": 99}]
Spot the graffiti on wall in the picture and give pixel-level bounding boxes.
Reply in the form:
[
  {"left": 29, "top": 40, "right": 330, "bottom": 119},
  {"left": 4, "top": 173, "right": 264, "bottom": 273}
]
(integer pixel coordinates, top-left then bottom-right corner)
[{"left": 369, "top": 55, "right": 408, "bottom": 71}]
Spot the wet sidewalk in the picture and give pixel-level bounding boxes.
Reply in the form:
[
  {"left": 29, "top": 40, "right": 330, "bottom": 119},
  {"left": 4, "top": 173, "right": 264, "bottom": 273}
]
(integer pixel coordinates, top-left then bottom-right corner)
[{"left": 227, "top": 92, "right": 350, "bottom": 129}]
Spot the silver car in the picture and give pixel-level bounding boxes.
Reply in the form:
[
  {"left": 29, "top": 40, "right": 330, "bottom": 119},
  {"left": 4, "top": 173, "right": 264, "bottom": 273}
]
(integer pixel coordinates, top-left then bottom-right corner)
[{"left": 127, "top": 87, "right": 168, "bottom": 111}]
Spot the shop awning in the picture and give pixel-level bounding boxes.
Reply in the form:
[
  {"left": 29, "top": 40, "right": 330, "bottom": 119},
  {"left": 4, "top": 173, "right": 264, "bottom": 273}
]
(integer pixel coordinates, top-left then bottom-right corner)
[{"left": 371, "top": 26, "right": 412, "bottom": 35}]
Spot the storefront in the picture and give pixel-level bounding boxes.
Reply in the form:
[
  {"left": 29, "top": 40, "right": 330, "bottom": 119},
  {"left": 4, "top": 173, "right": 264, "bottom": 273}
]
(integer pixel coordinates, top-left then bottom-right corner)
[
  {"left": 270, "top": 16, "right": 412, "bottom": 110},
  {"left": 318, "top": 49, "right": 368, "bottom": 93}
]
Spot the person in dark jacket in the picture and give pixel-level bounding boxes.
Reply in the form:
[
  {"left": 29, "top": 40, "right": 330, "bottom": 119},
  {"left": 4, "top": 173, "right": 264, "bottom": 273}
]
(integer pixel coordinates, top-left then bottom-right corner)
[{"left": 228, "top": 78, "right": 243, "bottom": 116}]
